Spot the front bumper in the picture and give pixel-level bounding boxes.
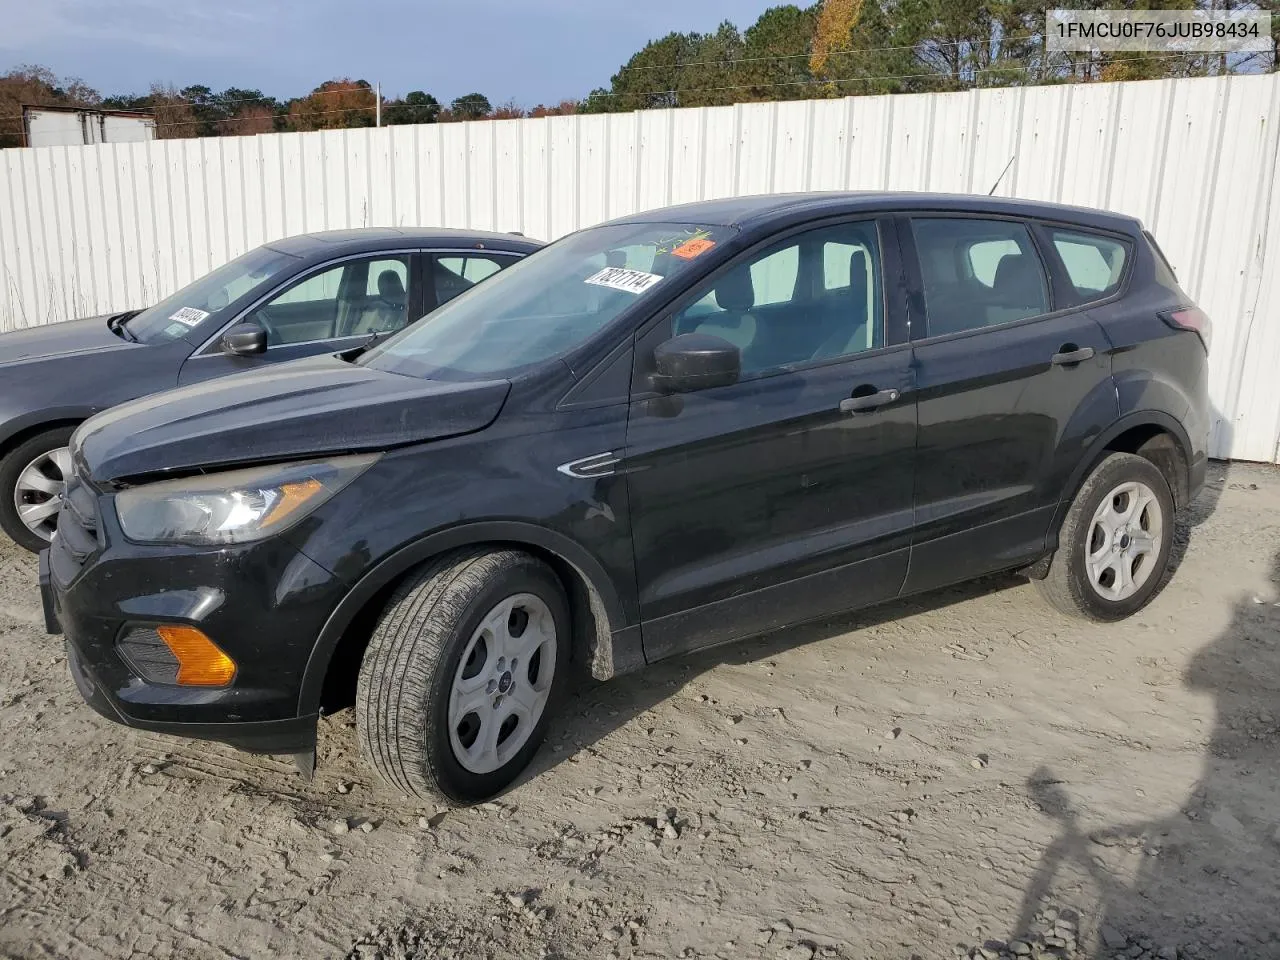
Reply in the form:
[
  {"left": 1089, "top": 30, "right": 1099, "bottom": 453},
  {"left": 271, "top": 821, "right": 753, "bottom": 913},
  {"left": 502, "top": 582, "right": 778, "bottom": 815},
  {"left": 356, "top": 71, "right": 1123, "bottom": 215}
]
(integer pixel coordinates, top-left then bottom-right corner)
[
  {"left": 43, "top": 516, "right": 346, "bottom": 754},
  {"left": 63, "top": 635, "right": 317, "bottom": 753}
]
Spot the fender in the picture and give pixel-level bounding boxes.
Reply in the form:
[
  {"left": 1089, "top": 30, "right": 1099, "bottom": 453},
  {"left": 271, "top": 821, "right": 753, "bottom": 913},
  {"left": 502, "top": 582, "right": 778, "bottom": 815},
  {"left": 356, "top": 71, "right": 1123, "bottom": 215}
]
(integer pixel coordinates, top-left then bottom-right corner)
[
  {"left": 297, "top": 520, "right": 638, "bottom": 715},
  {"left": 0, "top": 406, "right": 101, "bottom": 454}
]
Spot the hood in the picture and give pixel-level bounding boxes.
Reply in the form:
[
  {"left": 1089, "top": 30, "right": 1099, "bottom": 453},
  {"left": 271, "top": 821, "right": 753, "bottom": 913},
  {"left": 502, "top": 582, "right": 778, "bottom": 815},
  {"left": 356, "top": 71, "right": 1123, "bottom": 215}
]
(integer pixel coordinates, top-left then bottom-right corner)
[
  {"left": 75, "top": 354, "right": 512, "bottom": 484},
  {"left": 0, "top": 314, "right": 139, "bottom": 365}
]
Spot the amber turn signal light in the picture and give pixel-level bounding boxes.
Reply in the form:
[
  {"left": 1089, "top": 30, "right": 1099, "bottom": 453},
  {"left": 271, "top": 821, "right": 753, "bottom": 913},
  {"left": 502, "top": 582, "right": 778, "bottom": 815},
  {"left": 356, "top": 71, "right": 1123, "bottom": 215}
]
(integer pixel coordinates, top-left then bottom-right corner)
[{"left": 155, "top": 625, "right": 237, "bottom": 686}]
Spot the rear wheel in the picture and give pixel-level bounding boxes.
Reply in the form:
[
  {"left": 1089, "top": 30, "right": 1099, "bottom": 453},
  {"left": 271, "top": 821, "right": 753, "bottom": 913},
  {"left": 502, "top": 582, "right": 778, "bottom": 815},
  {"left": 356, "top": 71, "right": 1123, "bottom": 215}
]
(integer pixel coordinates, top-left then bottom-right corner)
[
  {"left": 0, "top": 426, "right": 77, "bottom": 553},
  {"left": 356, "top": 549, "right": 568, "bottom": 804},
  {"left": 1034, "top": 452, "right": 1176, "bottom": 621}
]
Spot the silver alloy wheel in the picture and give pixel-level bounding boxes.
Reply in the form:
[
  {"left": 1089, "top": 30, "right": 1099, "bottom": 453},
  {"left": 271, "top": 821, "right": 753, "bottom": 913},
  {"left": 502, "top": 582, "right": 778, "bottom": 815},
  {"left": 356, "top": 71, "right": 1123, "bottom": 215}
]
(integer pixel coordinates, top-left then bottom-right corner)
[
  {"left": 13, "top": 446, "right": 71, "bottom": 542},
  {"left": 448, "top": 593, "right": 557, "bottom": 775},
  {"left": 1085, "top": 479, "right": 1164, "bottom": 602}
]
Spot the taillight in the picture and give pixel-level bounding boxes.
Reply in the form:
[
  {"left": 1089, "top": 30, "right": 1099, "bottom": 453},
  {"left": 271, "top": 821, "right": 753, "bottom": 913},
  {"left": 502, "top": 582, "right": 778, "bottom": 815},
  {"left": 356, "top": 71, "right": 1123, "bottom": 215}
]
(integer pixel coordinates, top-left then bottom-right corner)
[{"left": 1162, "top": 307, "right": 1212, "bottom": 353}]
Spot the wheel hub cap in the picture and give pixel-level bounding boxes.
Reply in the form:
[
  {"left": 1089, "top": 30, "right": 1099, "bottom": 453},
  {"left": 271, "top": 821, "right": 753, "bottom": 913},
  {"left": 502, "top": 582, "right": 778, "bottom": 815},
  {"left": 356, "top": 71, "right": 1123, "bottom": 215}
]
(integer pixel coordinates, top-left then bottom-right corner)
[
  {"left": 447, "top": 593, "right": 557, "bottom": 775},
  {"left": 13, "top": 446, "right": 72, "bottom": 542},
  {"left": 1085, "top": 480, "right": 1164, "bottom": 602}
]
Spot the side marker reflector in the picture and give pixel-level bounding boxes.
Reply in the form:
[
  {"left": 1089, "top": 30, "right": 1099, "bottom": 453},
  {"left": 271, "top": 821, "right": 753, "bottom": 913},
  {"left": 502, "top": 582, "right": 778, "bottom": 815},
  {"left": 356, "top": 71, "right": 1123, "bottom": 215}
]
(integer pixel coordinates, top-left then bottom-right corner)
[{"left": 156, "top": 625, "right": 237, "bottom": 686}]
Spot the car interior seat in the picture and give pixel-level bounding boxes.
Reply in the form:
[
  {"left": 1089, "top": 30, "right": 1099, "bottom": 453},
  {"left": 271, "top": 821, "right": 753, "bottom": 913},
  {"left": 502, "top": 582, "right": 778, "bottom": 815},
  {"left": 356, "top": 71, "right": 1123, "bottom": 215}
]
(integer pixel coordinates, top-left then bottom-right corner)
[
  {"left": 987, "top": 254, "right": 1046, "bottom": 325},
  {"left": 352, "top": 270, "right": 408, "bottom": 336}
]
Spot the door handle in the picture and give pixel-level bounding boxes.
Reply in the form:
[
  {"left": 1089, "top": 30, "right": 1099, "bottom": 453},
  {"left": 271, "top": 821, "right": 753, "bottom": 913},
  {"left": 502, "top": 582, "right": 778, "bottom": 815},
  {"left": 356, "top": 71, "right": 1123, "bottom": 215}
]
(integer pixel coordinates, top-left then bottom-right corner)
[
  {"left": 839, "top": 388, "right": 900, "bottom": 414},
  {"left": 1051, "top": 346, "right": 1095, "bottom": 366}
]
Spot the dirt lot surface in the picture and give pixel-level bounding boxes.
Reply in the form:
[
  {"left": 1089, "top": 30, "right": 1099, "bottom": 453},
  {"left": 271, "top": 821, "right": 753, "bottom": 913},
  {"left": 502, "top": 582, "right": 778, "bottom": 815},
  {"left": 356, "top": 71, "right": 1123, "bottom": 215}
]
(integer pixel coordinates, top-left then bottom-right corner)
[{"left": 2, "top": 461, "right": 1279, "bottom": 960}]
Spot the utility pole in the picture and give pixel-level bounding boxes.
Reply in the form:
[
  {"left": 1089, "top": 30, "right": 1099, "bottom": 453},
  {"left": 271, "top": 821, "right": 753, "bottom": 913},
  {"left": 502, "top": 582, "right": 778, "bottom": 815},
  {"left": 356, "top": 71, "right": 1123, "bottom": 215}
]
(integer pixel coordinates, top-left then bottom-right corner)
[{"left": 375, "top": 82, "right": 382, "bottom": 127}]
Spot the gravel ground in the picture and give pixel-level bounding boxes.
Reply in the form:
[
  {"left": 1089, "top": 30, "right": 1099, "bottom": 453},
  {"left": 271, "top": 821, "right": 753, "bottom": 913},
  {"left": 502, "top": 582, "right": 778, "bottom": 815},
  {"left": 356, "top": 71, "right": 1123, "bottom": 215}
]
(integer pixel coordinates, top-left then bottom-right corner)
[{"left": 2, "top": 461, "right": 1279, "bottom": 960}]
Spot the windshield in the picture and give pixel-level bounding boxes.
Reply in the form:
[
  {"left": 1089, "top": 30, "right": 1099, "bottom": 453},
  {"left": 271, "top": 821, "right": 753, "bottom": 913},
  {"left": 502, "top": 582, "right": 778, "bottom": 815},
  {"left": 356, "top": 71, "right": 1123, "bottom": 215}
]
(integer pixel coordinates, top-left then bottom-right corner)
[
  {"left": 359, "top": 221, "right": 734, "bottom": 380},
  {"left": 125, "top": 246, "right": 299, "bottom": 344}
]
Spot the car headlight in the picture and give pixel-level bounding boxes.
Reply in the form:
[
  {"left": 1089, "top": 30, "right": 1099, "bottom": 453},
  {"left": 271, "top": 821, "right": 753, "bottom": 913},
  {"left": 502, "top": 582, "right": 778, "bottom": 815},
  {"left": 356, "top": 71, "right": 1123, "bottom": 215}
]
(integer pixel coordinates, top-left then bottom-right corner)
[{"left": 115, "top": 454, "right": 379, "bottom": 546}]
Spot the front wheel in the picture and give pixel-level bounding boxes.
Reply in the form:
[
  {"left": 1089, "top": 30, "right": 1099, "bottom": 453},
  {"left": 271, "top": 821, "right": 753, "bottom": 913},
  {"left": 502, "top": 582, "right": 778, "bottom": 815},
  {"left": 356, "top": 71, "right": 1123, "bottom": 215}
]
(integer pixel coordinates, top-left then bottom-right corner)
[
  {"left": 1034, "top": 452, "right": 1176, "bottom": 621},
  {"left": 0, "top": 426, "right": 77, "bottom": 553},
  {"left": 356, "top": 549, "right": 568, "bottom": 804}
]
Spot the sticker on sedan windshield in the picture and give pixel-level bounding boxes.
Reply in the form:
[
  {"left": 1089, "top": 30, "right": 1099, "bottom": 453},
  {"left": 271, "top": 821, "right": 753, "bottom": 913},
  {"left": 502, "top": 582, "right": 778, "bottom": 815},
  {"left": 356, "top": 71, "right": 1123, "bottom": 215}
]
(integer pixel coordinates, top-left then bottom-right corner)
[
  {"left": 168, "top": 307, "right": 210, "bottom": 327},
  {"left": 584, "top": 267, "right": 664, "bottom": 295}
]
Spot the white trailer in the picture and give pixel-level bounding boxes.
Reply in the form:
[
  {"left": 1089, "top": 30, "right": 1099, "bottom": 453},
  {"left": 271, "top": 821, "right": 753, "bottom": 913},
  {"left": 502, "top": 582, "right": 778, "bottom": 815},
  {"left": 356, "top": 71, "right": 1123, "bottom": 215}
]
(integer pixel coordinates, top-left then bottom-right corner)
[{"left": 22, "top": 105, "right": 155, "bottom": 148}]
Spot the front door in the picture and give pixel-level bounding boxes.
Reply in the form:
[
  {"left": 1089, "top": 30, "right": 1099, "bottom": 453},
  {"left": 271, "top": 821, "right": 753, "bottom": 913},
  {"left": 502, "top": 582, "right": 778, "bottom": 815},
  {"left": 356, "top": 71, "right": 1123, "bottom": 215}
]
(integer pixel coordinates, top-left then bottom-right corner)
[
  {"left": 899, "top": 214, "right": 1118, "bottom": 594},
  {"left": 178, "top": 254, "right": 419, "bottom": 385},
  {"left": 624, "top": 218, "right": 917, "bottom": 661}
]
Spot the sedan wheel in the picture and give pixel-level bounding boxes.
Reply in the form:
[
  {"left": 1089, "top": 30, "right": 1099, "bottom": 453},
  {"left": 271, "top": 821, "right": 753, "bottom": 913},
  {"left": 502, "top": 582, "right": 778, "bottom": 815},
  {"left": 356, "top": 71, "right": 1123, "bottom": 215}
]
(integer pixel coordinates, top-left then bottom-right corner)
[
  {"left": 0, "top": 426, "right": 78, "bottom": 553},
  {"left": 14, "top": 447, "right": 72, "bottom": 543}
]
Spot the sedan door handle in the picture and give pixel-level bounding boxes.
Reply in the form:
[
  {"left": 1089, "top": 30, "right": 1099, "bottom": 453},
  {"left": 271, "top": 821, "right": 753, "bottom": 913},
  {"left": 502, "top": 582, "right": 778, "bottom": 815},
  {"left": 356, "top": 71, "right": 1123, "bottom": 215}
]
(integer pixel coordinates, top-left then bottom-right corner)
[
  {"left": 1051, "top": 346, "right": 1095, "bottom": 365},
  {"left": 839, "top": 388, "right": 900, "bottom": 414}
]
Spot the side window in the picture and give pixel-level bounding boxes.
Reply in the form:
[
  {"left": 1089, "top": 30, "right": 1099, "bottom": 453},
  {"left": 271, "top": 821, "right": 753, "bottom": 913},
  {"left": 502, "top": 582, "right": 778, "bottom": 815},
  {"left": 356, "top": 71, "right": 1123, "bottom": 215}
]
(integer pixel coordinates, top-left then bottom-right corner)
[
  {"left": 245, "top": 255, "right": 410, "bottom": 346},
  {"left": 750, "top": 246, "right": 799, "bottom": 306},
  {"left": 672, "top": 221, "right": 883, "bottom": 376},
  {"left": 433, "top": 254, "right": 512, "bottom": 307},
  {"left": 911, "top": 218, "right": 1049, "bottom": 336},
  {"left": 1050, "top": 229, "right": 1128, "bottom": 302},
  {"left": 270, "top": 268, "right": 341, "bottom": 307}
]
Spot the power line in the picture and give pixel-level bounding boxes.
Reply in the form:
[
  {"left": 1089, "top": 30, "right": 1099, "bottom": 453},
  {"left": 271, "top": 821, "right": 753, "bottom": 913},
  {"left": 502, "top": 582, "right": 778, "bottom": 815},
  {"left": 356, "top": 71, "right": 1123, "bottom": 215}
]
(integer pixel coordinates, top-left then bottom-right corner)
[
  {"left": 0, "top": 87, "right": 454, "bottom": 128},
  {"left": 0, "top": 50, "right": 1248, "bottom": 128},
  {"left": 589, "top": 32, "right": 1269, "bottom": 73},
  {"left": 0, "top": 103, "right": 381, "bottom": 127},
  {"left": 613, "top": 34, "right": 1041, "bottom": 72},
  {"left": 579, "top": 50, "right": 1222, "bottom": 101}
]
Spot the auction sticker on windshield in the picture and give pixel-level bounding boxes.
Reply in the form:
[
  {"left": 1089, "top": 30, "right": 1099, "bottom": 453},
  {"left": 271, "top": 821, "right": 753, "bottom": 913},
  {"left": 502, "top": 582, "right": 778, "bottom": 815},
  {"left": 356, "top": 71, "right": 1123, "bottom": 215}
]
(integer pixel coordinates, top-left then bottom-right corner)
[
  {"left": 585, "top": 267, "right": 664, "bottom": 295},
  {"left": 672, "top": 237, "right": 716, "bottom": 260},
  {"left": 168, "top": 307, "right": 211, "bottom": 327}
]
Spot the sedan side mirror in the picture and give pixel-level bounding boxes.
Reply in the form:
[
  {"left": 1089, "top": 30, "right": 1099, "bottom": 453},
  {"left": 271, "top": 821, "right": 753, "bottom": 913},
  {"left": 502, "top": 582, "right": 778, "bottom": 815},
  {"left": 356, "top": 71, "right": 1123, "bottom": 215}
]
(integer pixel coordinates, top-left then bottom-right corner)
[
  {"left": 651, "top": 332, "right": 741, "bottom": 393},
  {"left": 221, "top": 321, "right": 268, "bottom": 357}
]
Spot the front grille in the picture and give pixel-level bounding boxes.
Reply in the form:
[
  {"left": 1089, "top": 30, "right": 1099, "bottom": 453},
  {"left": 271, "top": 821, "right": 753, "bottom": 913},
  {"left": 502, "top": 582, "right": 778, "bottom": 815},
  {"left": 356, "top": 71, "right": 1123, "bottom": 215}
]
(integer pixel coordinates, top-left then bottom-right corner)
[{"left": 55, "top": 472, "right": 102, "bottom": 567}]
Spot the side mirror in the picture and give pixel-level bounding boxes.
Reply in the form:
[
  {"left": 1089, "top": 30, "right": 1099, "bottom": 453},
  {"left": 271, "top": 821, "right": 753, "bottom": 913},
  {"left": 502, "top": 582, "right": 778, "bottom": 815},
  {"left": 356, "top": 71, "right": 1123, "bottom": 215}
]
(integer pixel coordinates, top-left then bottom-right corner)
[
  {"left": 221, "top": 321, "right": 268, "bottom": 357},
  {"left": 651, "top": 332, "right": 741, "bottom": 393}
]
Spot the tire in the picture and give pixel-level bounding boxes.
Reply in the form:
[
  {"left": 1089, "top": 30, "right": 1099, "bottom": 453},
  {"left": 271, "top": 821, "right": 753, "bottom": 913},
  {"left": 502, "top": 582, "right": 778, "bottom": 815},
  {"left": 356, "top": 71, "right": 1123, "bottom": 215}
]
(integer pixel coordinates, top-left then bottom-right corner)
[
  {"left": 1034, "top": 452, "right": 1176, "bottom": 622},
  {"left": 0, "top": 426, "right": 77, "bottom": 554},
  {"left": 356, "top": 548, "right": 569, "bottom": 804}
]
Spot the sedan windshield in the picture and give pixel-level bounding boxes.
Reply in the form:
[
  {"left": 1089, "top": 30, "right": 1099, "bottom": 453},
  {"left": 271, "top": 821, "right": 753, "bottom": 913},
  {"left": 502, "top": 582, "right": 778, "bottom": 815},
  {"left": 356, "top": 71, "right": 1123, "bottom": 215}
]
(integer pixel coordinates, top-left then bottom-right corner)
[
  {"left": 359, "top": 222, "right": 734, "bottom": 380},
  {"left": 124, "top": 246, "right": 299, "bottom": 345}
]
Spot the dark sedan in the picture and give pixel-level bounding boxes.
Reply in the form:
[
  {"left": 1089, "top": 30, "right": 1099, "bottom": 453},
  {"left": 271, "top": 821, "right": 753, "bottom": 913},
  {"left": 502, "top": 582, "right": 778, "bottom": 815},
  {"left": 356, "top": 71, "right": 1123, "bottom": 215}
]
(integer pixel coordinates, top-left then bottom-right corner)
[{"left": 0, "top": 228, "right": 542, "bottom": 551}]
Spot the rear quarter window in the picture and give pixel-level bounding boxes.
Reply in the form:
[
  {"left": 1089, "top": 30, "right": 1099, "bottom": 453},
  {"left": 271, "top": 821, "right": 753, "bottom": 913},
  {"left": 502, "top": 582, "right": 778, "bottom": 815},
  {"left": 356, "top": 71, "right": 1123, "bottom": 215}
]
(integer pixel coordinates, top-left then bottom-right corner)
[{"left": 1049, "top": 228, "right": 1130, "bottom": 304}]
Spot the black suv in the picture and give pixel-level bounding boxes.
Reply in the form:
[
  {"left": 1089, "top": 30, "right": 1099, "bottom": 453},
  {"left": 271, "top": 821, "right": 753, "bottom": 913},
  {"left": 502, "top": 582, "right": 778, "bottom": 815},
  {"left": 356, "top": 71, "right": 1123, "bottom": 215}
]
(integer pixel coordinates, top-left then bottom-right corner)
[
  {"left": 44, "top": 193, "right": 1211, "bottom": 804},
  {"left": 0, "top": 228, "right": 540, "bottom": 552}
]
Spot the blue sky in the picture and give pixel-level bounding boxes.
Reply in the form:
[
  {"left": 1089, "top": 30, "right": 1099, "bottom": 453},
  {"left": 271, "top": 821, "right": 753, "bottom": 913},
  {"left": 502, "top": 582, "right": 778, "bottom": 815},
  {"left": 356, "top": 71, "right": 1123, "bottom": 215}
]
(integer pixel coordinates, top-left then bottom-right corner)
[{"left": 1, "top": 0, "right": 775, "bottom": 106}]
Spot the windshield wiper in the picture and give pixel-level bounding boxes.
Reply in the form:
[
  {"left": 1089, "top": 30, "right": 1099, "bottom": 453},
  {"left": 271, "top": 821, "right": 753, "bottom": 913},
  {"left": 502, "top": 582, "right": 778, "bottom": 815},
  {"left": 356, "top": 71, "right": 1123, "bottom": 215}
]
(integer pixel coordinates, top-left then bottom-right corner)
[
  {"left": 339, "top": 332, "right": 383, "bottom": 362},
  {"left": 107, "top": 312, "right": 139, "bottom": 342}
]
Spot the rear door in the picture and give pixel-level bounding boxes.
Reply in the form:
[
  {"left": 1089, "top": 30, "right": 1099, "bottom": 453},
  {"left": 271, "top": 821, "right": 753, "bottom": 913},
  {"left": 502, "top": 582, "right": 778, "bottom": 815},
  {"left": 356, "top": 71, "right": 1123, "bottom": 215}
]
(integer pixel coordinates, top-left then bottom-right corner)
[
  {"left": 624, "top": 217, "right": 917, "bottom": 660},
  {"left": 899, "top": 214, "right": 1120, "bottom": 594},
  {"left": 178, "top": 253, "right": 421, "bottom": 385}
]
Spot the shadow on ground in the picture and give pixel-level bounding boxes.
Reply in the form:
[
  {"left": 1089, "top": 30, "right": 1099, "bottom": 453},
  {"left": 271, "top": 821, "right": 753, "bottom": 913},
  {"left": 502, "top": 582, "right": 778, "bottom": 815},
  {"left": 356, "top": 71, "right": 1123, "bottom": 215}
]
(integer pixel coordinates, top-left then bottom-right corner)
[{"left": 1002, "top": 471, "right": 1280, "bottom": 960}]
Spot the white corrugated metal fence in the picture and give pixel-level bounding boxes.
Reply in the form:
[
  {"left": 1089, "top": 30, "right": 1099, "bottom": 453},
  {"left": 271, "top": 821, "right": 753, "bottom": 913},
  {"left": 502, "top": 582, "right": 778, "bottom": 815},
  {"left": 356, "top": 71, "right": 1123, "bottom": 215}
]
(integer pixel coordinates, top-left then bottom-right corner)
[{"left": 1, "top": 73, "right": 1278, "bottom": 461}]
